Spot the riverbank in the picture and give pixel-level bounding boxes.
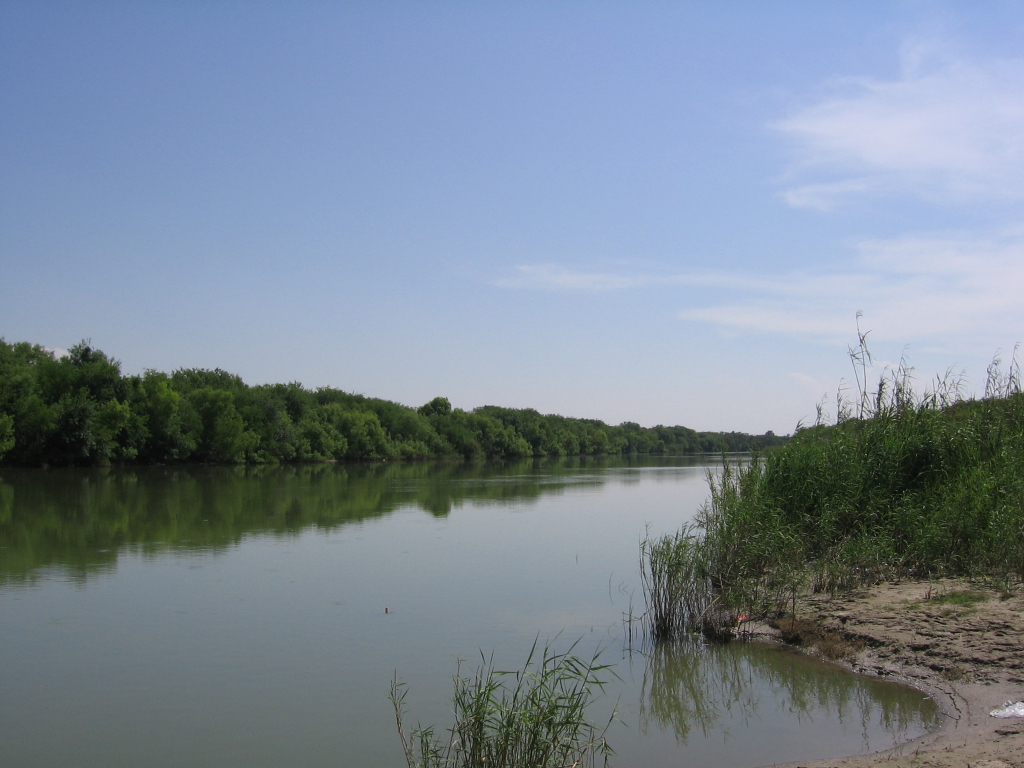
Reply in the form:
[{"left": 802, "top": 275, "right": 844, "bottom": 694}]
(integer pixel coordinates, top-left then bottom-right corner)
[{"left": 756, "top": 579, "right": 1024, "bottom": 768}]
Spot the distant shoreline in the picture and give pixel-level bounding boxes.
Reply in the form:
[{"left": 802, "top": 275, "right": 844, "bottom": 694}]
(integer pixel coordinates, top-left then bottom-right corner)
[{"left": 0, "top": 338, "right": 787, "bottom": 468}]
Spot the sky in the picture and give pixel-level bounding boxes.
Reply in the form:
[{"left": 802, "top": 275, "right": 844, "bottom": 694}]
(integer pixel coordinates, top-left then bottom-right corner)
[{"left": 3, "top": 2, "right": 1024, "bottom": 435}]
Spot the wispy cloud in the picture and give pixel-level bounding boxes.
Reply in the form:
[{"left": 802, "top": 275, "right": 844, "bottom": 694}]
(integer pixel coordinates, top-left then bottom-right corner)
[
  {"left": 498, "top": 39, "right": 1024, "bottom": 359},
  {"left": 494, "top": 264, "right": 652, "bottom": 292},
  {"left": 494, "top": 263, "right": 728, "bottom": 292},
  {"left": 498, "top": 228, "right": 1024, "bottom": 349},
  {"left": 775, "top": 40, "right": 1024, "bottom": 209},
  {"left": 681, "top": 228, "right": 1024, "bottom": 345},
  {"left": 749, "top": 38, "right": 1024, "bottom": 353}
]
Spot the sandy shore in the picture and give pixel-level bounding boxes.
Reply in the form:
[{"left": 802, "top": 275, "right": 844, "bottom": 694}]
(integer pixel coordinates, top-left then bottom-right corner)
[{"left": 756, "top": 579, "right": 1024, "bottom": 768}]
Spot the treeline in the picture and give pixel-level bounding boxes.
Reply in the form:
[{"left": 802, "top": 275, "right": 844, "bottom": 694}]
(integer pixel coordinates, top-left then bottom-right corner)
[{"left": 0, "top": 339, "right": 786, "bottom": 467}]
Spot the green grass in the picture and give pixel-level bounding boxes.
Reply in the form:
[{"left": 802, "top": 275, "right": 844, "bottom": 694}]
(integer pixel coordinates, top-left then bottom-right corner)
[
  {"left": 927, "top": 589, "right": 990, "bottom": 606},
  {"left": 389, "top": 639, "right": 615, "bottom": 768},
  {"left": 643, "top": 346, "right": 1024, "bottom": 641}
]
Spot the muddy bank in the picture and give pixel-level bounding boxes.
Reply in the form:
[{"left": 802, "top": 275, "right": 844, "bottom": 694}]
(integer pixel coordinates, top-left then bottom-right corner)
[{"left": 754, "top": 579, "right": 1024, "bottom": 768}]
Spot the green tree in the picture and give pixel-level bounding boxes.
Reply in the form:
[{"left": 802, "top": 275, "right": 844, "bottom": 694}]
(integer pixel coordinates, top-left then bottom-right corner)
[
  {"left": 418, "top": 396, "right": 452, "bottom": 417},
  {"left": 137, "top": 371, "right": 197, "bottom": 462},
  {"left": 187, "top": 388, "right": 258, "bottom": 463},
  {"left": 296, "top": 411, "right": 348, "bottom": 461},
  {"left": 47, "top": 390, "right": 105, "bottom": 465},
  {"left": 0, "top": 413, "right": 14, "bottom": 460},
  {"left": 334, "top": 409, "right": 394, "bottom": 459}
]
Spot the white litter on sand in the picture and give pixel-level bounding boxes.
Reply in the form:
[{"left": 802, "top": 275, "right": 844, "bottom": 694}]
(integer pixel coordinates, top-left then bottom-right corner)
[{"left": 989, "top": 700, "right": 1024, "bottom": 718}]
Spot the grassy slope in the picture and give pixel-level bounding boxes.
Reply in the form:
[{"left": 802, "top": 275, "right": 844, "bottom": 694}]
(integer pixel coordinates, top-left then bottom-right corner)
[{"left": 644, "top": 366, "right": 1024, "bottom": 641}]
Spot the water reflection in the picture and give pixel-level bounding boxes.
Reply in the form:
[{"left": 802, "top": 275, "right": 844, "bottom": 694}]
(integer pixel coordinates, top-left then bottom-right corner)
[
  {"left": 0, "top": 456, "right": 700, "bottom": 583},
  {"left": 0, "top": 457, "right": 942, "bottom": 768},
  {"left": 640, "top": 638, "right": 941, "bottom": 754}
]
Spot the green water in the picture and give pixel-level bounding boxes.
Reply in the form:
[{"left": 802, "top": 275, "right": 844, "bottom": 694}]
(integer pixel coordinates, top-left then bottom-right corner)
[{"left": 0, "top": 458, "right": 940, "bottom": 767}]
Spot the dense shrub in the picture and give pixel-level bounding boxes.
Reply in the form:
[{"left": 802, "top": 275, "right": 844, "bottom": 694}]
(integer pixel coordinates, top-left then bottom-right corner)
[{"left": 0, "top": 337, "right": 785, "bottom": 466}]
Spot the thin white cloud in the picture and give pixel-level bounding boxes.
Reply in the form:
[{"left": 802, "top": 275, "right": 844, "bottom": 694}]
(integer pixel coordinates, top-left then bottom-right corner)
[
  {"left": 499, "top": 40, "right": 1024, "bottom": 359},
  {"left": 496, "top": 228, "right": 1024, "bottom": 348},
  {"left": 775, "top": 41, "right": 1024, "bottom": 208},
  {"left": 679, "top": 228, "right": 1024, "bottom": 346},
  {"left": 494, "top": 263, "right": 728, "bottom": 292},
  {"left": 742, "top": 39, "right": 1024, "bottom": 351},
  {"left": 494, "top": 264, "right": 651, "bottom": 292},
  {"left": 779, "top": 178, "right": 877, "bottom": 211}
]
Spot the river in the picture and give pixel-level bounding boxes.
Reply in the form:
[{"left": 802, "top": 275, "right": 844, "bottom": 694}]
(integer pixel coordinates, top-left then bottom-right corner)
[{"left": 0, "top": 457, "right": 939, "bottom": 767}]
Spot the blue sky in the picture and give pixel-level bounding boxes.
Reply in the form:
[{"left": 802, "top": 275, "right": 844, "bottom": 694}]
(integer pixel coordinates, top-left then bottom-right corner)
[{"left": 3, "top": 2, "right": 1024, "bottom": 434}]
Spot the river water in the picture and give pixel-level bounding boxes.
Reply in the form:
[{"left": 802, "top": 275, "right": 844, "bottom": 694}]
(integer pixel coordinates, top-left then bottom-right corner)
[{"left": 0, "top": 458, "right": 939, "bottom": 767}]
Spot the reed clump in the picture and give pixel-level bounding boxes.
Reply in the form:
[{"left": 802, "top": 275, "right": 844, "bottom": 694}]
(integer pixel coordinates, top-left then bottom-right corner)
[
  {"left": 643, "top": 341, "right": 1024, "bottom": 642},
  {"left": 390, "top": 640, "right": 615, "bottom": 768}
]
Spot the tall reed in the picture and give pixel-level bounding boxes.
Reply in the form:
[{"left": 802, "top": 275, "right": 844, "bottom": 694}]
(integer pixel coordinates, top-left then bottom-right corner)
[
  {"left": 643, "top": 343, "right": 1024, "bottom": 642},
  {"left": 640, "top": 526, "right": 716, "bottom": 641},
  {"left": 390, "top": 639, "right": 615, "bottom": 768}
]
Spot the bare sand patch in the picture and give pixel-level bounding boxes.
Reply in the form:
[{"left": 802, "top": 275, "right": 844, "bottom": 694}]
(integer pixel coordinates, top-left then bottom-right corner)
[{"left": 755, "top": 579, "right": 1024, "bottom": 768}]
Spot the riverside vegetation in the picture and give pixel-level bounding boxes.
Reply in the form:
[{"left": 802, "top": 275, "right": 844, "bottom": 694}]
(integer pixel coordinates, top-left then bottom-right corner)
[
  {"left": 643, "top": 338, "right": 1024, "bottom": 642},
  {"left": 389, "top": 641, "right": 614, "bottom": 768},
  {"left": 0, "top": 339, "right": 785, "bottom": 467}
]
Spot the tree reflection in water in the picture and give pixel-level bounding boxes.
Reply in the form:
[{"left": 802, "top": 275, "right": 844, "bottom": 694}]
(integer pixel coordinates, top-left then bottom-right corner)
[{"left": 0, "top": 457, "right": 657, "bottom": 584}]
